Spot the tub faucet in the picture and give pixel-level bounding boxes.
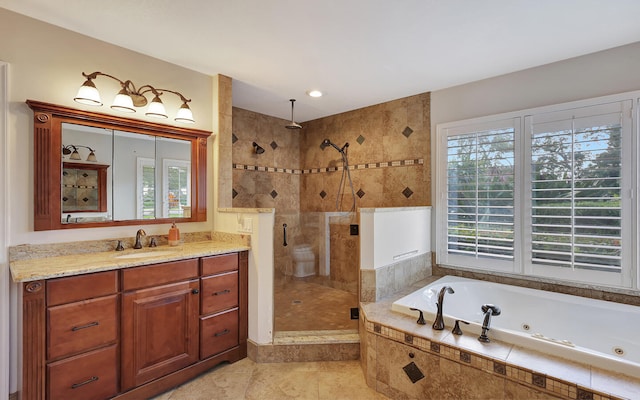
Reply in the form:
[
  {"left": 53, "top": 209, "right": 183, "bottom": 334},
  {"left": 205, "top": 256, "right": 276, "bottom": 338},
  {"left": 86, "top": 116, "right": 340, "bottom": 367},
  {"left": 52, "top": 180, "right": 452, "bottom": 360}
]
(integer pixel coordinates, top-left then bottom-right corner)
[
  {"left": 133, "top": 229, "right": 146, "bottom": 249},
  {"left": 478, "top": 304, "right": 501, "bottom": 343},
  {"left": 432, "top": 286, "right": 454, "bottom": 330}
]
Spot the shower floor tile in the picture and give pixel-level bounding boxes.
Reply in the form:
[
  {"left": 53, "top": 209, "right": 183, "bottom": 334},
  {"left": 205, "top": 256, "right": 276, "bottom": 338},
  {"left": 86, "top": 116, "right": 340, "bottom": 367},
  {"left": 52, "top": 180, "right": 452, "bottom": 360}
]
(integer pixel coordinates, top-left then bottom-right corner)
[{"left": 274, "top": 272, "right": 358, "bottom": 332}]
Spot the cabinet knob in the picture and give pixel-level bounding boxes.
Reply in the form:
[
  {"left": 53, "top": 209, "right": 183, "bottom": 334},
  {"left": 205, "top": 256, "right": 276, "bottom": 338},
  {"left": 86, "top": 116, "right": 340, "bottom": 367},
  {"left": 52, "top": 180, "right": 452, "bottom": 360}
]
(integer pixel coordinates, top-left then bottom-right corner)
[{"left": 192, "top": 289, "right": 199, "bottom": 294}]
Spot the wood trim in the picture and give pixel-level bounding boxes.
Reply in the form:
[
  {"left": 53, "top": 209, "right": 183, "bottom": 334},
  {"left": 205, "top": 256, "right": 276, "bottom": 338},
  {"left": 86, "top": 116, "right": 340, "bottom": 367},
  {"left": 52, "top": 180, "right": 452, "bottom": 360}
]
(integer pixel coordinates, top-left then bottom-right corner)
[
  {"left": 27, "top": 100, "right": 212, "bottom": 231},
  {"left": 22, "top": 281, "right": 46, "bottom": 400},
  {"left": 238, "top": 251, "right": 249, "bottom": 358}
]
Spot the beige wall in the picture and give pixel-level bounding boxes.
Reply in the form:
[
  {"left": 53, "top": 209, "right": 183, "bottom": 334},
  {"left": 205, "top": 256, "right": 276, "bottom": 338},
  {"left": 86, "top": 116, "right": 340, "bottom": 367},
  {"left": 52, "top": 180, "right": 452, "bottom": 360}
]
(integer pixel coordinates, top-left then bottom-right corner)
[
  {"left": 0, "top": 8, "right": 214, "bottom": 246},
  {"left": 0, "top": 8, "right": 216, "bottom": 396}
]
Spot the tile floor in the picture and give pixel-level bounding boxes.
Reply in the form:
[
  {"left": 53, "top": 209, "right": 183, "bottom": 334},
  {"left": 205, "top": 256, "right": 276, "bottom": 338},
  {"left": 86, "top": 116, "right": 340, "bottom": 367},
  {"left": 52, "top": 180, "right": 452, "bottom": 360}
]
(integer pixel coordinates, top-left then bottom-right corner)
[
  {"left": 273, "top": 273, "right": 358, "bottom": 331},
  {"left": 152, "top": 358, "right": 389, "bottom": 400}
]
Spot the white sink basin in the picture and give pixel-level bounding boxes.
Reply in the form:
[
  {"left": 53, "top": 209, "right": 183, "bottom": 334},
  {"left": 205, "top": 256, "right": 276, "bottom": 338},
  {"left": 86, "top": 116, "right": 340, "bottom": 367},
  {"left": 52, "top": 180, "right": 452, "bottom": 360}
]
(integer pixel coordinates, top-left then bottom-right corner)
[{"left": 115, "top": 250, "right": 176, "bottom": 259}]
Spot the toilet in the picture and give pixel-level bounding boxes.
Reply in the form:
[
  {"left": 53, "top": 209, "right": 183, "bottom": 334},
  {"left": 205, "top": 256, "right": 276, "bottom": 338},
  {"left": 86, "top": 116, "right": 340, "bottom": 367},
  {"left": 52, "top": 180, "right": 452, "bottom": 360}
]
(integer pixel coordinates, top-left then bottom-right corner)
[{"left": 292, "top": 244, "right": 315, "bottom": 277}]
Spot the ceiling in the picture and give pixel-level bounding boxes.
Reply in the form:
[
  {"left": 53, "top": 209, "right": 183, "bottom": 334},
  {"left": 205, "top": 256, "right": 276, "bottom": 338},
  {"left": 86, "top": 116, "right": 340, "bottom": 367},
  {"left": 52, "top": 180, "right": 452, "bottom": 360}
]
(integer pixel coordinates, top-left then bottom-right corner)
[{"left": 2, "top": 1, "right": 640, "bottom": 122}]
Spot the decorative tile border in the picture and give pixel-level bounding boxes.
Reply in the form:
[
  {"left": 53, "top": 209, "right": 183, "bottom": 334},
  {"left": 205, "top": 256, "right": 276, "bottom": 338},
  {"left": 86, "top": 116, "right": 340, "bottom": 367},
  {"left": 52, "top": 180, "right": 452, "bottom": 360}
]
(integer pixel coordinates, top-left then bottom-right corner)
[
  {"left": 363, "top": 318, "right": 623, "bottom": 400},
  {"left": 233, "top": 158, "right": 424, "bottom": 175}
]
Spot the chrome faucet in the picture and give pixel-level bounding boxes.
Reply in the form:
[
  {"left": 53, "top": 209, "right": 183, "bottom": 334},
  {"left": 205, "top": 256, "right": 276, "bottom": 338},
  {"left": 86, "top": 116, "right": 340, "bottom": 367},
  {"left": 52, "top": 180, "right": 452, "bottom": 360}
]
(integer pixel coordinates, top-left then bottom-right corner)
[
  {"left": 133, "top": 229, "right": 146, "bottom": 249},
  {"left": 432, "top": 286, "right": 454, "bottom": 330},
  {"left": 478, "top": 304, "right": 501, "bottom": 343}
]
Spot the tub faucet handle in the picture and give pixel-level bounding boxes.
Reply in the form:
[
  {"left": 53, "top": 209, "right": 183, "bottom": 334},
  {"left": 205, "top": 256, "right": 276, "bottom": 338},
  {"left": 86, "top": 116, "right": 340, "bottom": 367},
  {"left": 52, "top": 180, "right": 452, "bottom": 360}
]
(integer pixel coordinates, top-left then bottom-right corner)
[
  {"left": 452, "top": 320, "right": 469, "bottom": 335},
  {"left": 409, "top": 308, "right": 426, "bottom": 325}
]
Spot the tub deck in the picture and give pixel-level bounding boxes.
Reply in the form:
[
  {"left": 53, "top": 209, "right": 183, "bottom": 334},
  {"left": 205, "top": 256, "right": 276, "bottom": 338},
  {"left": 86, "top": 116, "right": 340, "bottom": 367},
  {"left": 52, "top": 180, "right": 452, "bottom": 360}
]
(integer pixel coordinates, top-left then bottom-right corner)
[{"left": 360, "top": 277, "right": 639, "bottom": 400}]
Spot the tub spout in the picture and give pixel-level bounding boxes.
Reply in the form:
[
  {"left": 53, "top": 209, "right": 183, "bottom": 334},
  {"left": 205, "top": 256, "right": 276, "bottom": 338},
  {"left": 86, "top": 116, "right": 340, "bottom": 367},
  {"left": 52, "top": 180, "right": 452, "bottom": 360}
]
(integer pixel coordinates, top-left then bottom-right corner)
[
  {"left": 478, "top": 304, "right": 501, "bottom": 343},
  {"left": 432, "top": 286, "right": 454, "bottom": 330}
]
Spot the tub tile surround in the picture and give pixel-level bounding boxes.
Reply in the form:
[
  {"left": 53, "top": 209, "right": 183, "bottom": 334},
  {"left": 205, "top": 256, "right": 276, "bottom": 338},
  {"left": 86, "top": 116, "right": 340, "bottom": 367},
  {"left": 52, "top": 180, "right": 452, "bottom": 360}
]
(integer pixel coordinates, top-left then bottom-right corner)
[
  {"left": 435, "top": 266, "right": 640, "bottom": 307},
  {"left": 360, "top": 279, "right": 639, "bottom": 400},
  {"left": 361, "top": 252, "right": 432, "bottom": 302}
]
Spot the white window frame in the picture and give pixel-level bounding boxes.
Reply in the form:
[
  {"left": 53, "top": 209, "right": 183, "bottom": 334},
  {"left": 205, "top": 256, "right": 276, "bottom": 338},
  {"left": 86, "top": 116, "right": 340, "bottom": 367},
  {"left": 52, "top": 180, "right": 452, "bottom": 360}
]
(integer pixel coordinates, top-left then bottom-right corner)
[
  {"left": 436, "top": 117, "right": 521, "bottom": 274},
  {"left": 162, "top": 158, "right": 191, "bottom": 218},
  {"left": 436, "top": 92, "right": 638, "bottom": 290},
  {"left": 136, "top": 157, "right": 155, "bottom": 219}
]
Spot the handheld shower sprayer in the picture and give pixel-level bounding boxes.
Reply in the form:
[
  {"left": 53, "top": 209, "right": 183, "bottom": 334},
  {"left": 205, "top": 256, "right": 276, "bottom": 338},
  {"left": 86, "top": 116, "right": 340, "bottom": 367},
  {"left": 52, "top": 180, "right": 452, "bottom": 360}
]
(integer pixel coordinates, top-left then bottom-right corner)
[{"left": 322, "top": 139, "right": 349, "bottom": 154}]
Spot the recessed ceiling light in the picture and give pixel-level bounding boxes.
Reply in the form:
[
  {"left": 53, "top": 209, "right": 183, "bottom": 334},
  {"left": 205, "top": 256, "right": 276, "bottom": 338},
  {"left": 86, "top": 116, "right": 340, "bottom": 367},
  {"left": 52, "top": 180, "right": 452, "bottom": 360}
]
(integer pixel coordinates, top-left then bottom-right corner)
[{"left": 307, "top": 90, "right": 323, "bottom": 98}]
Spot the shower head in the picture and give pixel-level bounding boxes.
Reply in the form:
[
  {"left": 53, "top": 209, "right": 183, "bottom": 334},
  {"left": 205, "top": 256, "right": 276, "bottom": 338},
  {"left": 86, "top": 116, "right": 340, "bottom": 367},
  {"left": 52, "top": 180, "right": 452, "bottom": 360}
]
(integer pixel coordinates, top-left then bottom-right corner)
[
  {"left": 285, "top": 99, "right": 302, "bottom": 129},
  {"left": 252, "top": 142, "right": 265, "bottom": 154},
  {"left": 322, "top": 139, "right": 349, "bottom": 154}
]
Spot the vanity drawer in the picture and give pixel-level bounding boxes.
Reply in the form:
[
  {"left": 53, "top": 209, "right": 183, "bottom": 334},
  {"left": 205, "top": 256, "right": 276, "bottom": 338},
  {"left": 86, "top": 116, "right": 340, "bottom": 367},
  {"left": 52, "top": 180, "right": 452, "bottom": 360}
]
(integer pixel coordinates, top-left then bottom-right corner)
[
  {"left": 200, "top": 308, "right": 239, "bottom": 359},
  {"left": 47, "top": 270, "right": 118, "bottom": 306},
  {"left": 48, "top": 294, "right": 118, "bottom": 360},
  {"left": 122, "top": 259, "right": 198, "bottom": 290},
  {"left": 201, "top": 253, "right": 238, "bottom": 276},
  {"left": 47, "top": 344, "right": 118, "bottom": 400},
  {"left": 201, "top": 271, "right": 238, "bottom": 314}
]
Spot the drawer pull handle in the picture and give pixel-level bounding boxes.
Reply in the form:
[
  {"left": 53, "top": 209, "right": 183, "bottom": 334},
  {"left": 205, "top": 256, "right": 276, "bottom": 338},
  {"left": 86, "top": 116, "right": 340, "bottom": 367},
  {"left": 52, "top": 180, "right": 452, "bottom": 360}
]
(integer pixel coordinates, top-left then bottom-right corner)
[
  {"left": 71, "top": 321, "right": 99, "bottom": 331},
  {"left": 192, "top": 289, "right": 200, "bottom": 295},
  {"left": 214, "top": 329, "right": 230, "bottom": 337},
  {"left": 71, "top": 376, "right": 99, "bottom": 389},
  {"left": 213, "top": 289, "right": 231, "bottom": 296}
]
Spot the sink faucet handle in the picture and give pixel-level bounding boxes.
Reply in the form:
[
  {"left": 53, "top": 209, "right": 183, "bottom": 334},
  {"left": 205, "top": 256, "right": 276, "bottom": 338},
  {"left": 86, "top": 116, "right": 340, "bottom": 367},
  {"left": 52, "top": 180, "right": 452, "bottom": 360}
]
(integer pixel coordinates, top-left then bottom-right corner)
[
  {"left": 452, "top": 320, "right": 469, "bottom": 335},
  {"left": 115, "top": 240, "right": 124, "bottom": 251},
  {"left": 409, "top": 308, "right": 426, "bottom": 325},
  {"left": 149, "top": 237, "right": 157, "bottom": 247}
]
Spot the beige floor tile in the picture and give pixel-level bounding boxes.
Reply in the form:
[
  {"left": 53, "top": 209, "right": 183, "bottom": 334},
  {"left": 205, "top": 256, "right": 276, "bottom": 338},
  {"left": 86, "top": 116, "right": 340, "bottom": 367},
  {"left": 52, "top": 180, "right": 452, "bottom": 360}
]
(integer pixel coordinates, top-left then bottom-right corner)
[{"left": 151, "top": 359, "right": 388, "bottom": 400}]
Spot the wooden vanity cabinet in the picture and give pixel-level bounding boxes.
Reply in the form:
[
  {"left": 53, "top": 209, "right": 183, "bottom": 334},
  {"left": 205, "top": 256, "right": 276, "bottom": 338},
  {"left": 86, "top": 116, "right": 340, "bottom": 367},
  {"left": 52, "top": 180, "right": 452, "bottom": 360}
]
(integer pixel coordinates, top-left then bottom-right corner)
[
  {"left": 21, "top": 250, "right": 249, "bottom": 400},
  {"left": 121, "top": 259, "right": 200, "bottom": 390},
  {"left": 45, "top": 270, "right": 119, "bottom": 400}
]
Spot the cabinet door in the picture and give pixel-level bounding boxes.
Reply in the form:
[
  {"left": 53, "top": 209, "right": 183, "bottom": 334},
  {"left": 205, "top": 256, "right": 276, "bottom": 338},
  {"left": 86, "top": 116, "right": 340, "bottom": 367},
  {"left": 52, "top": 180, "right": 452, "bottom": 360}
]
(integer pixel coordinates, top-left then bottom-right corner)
[{"left": 121, "top": 279, "right": 200, "bottom": 390}]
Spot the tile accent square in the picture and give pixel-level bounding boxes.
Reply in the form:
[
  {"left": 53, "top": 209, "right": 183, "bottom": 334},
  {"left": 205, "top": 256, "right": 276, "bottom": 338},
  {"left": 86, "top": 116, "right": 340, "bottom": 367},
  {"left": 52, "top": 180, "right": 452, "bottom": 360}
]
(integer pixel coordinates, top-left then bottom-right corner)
[
  {"left": 493, "top": 361, "right": 506, "bottom": 375},
  {"left": 532, "top": 373, "right": 546, "bottom": 388},
  {"left": 577, "top": 388, "right": 594, "bottom": 400},
  {"left": 270, "top": 141, "right": 278, "bottom": 150},
  {"left": 402, "top": 187, "right": 414, "bottom": 198},
  {"left": 404, "top": 333, "right": 413, "bottom": 344},
  {"left": 232, "top": 188, "right": 238, "bottom": 199},
  {"left": 319, "top": 190, "right": 327, "bottom": 199},
  {"left": 402, "top": 126, "right": 414, "bottom": 138},
  {"left": 232, "top": 133, "right": 238, "bottom": 144},
  {"left": 357, "top": 135, "right": 365, "bottom": 145},
  {"left": 430, "top": 342, "right": 440, "bottom": 353},
  {"left": 270, "top": 190, "right": 278, "bottom": 199},
  {"left": 374, "top": 324, "right": 381, "bottom": 333},
  {"left": 459, "top": 351, "right": 471, "bottom": 363},
  {"left": 357, "top": 188, "right": 366, "bottom": 198}
]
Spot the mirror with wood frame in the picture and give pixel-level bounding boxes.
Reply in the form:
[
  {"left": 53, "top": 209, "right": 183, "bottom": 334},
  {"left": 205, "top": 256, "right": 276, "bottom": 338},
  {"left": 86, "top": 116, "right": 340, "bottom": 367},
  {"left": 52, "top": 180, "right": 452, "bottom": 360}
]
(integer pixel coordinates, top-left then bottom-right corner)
[{"left": 28, "top": 100, "right": 211, "bottom": 231}]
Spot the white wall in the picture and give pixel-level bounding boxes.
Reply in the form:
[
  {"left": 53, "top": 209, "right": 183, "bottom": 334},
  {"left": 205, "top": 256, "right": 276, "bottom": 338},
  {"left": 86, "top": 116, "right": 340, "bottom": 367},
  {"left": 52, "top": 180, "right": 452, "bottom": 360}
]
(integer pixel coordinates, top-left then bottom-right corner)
[
  {"left": 0, "top": 60, "right": 11, "bottom": 399},
  {"left": 360, "top": 207, "right": 431, "bottom": 270}
]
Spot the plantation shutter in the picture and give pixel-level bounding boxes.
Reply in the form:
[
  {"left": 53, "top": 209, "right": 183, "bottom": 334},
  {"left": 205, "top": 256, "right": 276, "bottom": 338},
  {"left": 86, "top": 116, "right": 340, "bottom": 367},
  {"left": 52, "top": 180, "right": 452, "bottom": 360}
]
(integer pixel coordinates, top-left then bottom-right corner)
[
  {"left": 446, "top": 127, "right": 516, "bottom": 265},
  {"left": 526, "top": 102, "right": 628, "bottom": 274}
]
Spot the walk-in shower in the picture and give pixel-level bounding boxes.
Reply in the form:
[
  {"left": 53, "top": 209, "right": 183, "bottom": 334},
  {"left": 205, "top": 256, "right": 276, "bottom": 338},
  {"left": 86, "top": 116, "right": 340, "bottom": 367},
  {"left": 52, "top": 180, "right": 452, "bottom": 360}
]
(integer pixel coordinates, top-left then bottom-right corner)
[{"left": 322, "top": 139, "right": 356, "bottom": 213}]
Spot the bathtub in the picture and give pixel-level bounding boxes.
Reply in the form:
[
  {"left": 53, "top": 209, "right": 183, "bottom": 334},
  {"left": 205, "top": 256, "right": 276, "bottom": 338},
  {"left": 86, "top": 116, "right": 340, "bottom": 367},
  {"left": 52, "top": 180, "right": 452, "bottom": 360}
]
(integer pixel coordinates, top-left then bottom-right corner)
[{"left": 392, "top": 275, "right": 640, "bottom": 377}]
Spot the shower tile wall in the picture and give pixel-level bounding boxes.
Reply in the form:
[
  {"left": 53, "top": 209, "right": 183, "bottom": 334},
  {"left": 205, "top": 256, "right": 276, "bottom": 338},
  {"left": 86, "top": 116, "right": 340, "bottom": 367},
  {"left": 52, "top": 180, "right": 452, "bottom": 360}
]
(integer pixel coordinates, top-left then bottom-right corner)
[
  {"left": 231, "top": 92, "right": 431, "bottom": 279},
  {"left": 300, "top": 92, "right": 431, "bottom": 211}
]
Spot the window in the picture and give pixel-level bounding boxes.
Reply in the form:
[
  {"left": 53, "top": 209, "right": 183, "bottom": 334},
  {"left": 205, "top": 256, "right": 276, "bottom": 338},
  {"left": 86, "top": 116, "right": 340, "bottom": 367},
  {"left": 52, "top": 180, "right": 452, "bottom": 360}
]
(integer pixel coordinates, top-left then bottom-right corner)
[
  {"left": 437, "top": 95, "right": 634, "bottom": 289},
  {"left": 442, "top": 119, "right": 519, "bottom": 272},
  {"left": 162, "top": 159, "right": 191, "bottom": 218},
  {"left": 136, "top": 157, "right": 155, "bottom": 219}
]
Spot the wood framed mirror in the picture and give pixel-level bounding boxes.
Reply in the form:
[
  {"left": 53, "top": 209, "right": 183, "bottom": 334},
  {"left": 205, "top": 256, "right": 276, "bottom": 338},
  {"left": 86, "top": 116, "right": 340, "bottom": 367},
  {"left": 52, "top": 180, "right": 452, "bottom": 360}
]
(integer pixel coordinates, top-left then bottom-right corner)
[{"left": 28, "top": 100, "right": 212, "bottom": 231}]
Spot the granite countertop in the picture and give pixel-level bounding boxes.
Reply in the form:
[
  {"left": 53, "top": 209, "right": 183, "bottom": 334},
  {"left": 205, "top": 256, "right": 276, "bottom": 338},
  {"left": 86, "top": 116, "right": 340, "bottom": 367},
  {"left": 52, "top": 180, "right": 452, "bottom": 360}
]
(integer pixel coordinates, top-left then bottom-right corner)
[{"left": 10, "top": 240, "right": 250, "bottom": 283}]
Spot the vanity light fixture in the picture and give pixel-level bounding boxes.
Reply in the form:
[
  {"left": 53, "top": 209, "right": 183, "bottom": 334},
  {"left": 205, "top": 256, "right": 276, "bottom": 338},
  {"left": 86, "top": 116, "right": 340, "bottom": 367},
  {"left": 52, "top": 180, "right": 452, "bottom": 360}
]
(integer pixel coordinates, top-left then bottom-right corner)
[
  {"left": 62, "top": 144, "right": 98, "bottom": 162},
  {"left": 74, "top": 71, "right": 195, "bottom": 123}
]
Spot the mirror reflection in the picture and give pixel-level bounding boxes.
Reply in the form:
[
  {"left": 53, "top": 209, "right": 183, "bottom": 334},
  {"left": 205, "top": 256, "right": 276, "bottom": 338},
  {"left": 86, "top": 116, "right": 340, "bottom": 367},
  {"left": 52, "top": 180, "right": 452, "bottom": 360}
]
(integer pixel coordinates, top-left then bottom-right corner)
[{"left": 61, "top": 123, "right": 192, "bottom": 225}]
